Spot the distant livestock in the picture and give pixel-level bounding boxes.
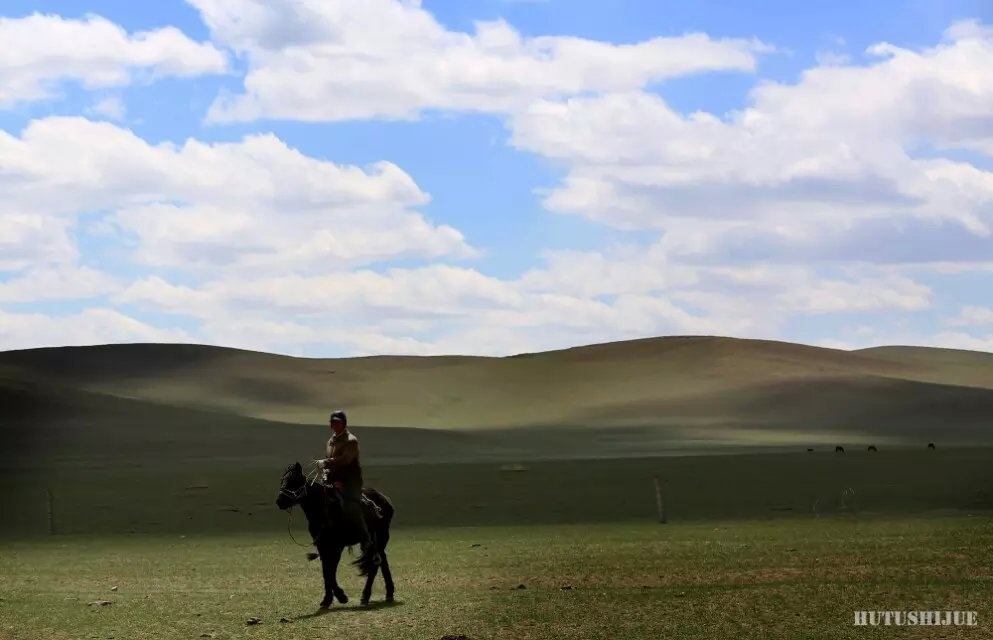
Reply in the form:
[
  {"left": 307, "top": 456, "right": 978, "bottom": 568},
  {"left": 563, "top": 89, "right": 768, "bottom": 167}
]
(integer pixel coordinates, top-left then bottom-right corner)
[
  {"left": 835, "top": 446, "right": 845, "bottom": 453},
  {"left": 928, "top": 442, "right": 936, "bottom": 450},
  {"left": 867, "top": 445, "right": 877, "bottom": 452},
  {"left": 806, "top": 448, "right": 814, "bottom": 453}
]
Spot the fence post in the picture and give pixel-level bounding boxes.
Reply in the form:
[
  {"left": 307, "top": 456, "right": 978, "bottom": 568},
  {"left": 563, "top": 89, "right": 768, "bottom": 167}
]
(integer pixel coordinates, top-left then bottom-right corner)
[
  {"left": 47, "top": 487, "right": 56, "bottom": 535},
  {"left": 654, "top": 475, "right": 666, "bottom": 524}
]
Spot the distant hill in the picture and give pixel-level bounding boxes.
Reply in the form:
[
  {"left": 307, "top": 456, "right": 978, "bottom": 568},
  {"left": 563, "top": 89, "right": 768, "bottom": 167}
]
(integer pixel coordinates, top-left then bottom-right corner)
[{"left": 3, "top": 336, "right": 993, "bottom": 456}]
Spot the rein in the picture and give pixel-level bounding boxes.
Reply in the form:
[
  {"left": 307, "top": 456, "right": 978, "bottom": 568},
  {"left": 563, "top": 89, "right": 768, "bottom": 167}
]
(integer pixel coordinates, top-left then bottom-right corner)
[
  {"left": 286, "top": 506, "right": 313, "bottom": 548},
  {"left": 282, "top": 463, "right": 331, "bottom": 549}
]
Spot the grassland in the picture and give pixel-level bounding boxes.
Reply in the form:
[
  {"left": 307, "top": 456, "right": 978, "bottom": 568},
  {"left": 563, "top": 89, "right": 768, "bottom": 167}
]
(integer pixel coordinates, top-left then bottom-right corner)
[
  {"left": 3, "top": 448, "right": 992, "bottom": 537},
  {"left": 2, "top": 517, "right": 992, "bottom": 640},
  {"left": 3, "top": 336, "right": 993, "bottom": 638},
  {"left": 2, "top": 447, "right": 992, "bottom": 637}
]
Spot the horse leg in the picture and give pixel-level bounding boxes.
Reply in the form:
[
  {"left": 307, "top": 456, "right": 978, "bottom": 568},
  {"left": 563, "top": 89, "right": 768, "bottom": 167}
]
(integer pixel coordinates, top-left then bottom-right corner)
[
  {"left": 319, "top": 545, "right": 345, "bottom": 608},
  {"left": 360, "top": 562, "right": 380, "bottom": 606},
  {"left": 380, "top": 551, "right": 395, "bottom": 603},
  {"left": 318, "top": 546, "right": 334, "bottom": 609},
  {"left": 361, "top": 524, "right": 391, "bottom": 605},
  {"left": 330, "top": 546, "right": 349, "bottom": 604}
]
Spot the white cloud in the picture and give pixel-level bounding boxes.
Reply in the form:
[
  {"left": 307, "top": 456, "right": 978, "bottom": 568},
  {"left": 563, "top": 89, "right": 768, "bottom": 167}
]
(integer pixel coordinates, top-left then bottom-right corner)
[
  {"left": 814, "top": 51, "right": 851, "bottom": 67},
  {"left": 947, "top": 305, "right": 993, "bottom": 327},
  {"left": 771, "top": 274, "right": 931, "bottom": 314},
  {"left": 107, "top": 249, "right": 932, "bottom": 356},
  {"left": 2, "top": 8, "right": 985, "bottom": 358},
  {"left": 86, "top": 96, "right": 127, "bottom": 121},
  {"left": 925, "top": 331, "right": 993, "bottom": 352},
  {"left": 0, "top": 13, "right": 227, "bottom": 108},
  {"left": 197, "top": 316, "right": 446, "bottom": 357},
  {"left": 0, "top": 214, "right": 76, "bottom": 271},
  {"left": 518, "top": 246, "right": 699, "bottom": 298},
  {"left": 0, "top": 117, "right": 473, "bottom": 273},
  {"left": 110, "top": 261, "right": 734, "bottom": 355},
  {"left": 0, "top": 267, "right": 120, "bottom": 303},
  {"left": 0, "top": 308, "right": 191, "bottom": 351},
  {"left": 116, "top": 266, "right": 521, "bottom": 320},
  {"left": 817, "top": 327, "right": 993, "bottom": 354},
  {"left": 671, "top": 266, "right": 932, "bottom": 320},
  {"left": 186, "top": 0, "right": 769, "bottom": 122},
  {"left": 114, "top": 276, "right": 212, "bottom": 317},
  {"left": 510, "top": 22, "right": 993, "bottom": 266}
]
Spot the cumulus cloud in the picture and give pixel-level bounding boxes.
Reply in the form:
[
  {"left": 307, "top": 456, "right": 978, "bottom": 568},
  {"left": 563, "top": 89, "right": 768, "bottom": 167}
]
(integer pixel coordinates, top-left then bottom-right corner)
[
  {"left": 0, "top": 267, "right": 120, "bottom": 303},
  {"left": 0, "top": 308, "right": 191, "bottom": 351},
  {"left": 106, "top": 246, "right": 934, "bottom": 356},
  {"left": 116, "top": 266, "right": 521, "bottom": 320},
  {"left": 0, "top": 12, "right": 227, "bottom": 108},
  {"left": 0, "top": 117, "right": 473, "bottom": 273},
  {"left": 947, "top": 305, "right": 993, "bottom": 327},
  {"left": 510, "top": 22, "right": 993, "bottom": 268},
  {"left": 0, "top": 215, "right": 77, "bottom": 271},
  {"left": 186, "top": 0, "right": 769, "bottom": 122},
  {"left": 1, "top": 6, "right": 986, "bottom": 357},
  {"left": 86, "top": 96, "right": 127, "bottom": 121},
  {"left": 817, "top": 326, "right": 993, "bottom": 354}
]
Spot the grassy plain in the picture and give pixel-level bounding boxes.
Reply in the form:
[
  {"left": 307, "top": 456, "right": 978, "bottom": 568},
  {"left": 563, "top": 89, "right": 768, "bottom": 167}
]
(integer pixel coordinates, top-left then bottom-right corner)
[
  {"left": 2, "top": 448, "right": 992, "bottom": 639},
  {"left": 2, "top": 517, "right": 992, "bottom": 640},
  {"left": 3, "top": 338, "right": 993, "bottom": 638}
]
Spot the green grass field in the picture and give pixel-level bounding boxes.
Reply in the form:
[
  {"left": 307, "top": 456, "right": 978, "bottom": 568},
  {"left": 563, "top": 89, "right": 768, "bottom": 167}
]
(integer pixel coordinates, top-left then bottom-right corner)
[
  {"left": 3, "top": 517, "right": 992, "bottom": 640},
  {"left": 3, "top": 338, "right": 993, "bottom": 638},
  {"left": 3, "top": 448, "right": 992, "bottom": 536},
  {"left": 2, "top": 449, "right": 993, "bottom": 638}
]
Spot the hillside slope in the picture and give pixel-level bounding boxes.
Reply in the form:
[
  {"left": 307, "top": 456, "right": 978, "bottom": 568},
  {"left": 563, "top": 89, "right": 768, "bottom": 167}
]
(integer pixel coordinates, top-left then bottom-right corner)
[
  {"left": 2, "top": 336, "right": 993, "bottom": 447},
  {"left": 0, "top": 378, "right": 536, "bottom": 468}
]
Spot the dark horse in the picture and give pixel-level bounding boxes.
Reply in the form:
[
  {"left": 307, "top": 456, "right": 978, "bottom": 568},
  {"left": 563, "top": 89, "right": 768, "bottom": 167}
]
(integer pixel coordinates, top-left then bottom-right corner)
[{"left": 275, "top": 462, "right": 396, "bottom": 609}]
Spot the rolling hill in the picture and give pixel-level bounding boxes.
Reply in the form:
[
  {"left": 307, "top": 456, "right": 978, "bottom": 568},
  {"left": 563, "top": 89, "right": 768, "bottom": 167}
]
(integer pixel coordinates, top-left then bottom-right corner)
[
  {"left": 4, "top": 335, "right": 993, "bottom": 537},
  {"left": 3, "top": 335, "right": 993, "bottom": 458}
]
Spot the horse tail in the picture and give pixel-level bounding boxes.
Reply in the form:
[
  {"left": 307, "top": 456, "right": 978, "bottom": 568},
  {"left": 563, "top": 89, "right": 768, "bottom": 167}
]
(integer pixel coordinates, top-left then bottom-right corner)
[
  {"left": 352, "top": 547, "right": 378, "bottom": 577},
  {"left": 350, "top": 487, "right": 393, "bottom": 576}
]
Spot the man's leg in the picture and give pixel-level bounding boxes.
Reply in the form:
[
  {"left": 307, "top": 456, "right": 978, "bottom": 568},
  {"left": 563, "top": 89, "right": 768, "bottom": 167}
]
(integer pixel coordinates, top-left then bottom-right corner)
[{"left": 343, "top": 497, "right": 376, "bottom": 548}]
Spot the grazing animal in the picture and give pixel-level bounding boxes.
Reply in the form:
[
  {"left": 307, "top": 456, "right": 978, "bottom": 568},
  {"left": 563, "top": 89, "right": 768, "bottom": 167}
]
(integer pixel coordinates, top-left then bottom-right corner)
[
  {"left": 806, "top": 448, "right": 814, "bottom": 453},
  {"left": 867, "top": 445, "right": 877, "bottom": 452},
  {"left": 276, "top": 462, "right": 395, "bottom": 609},
  {"left": 928, "top": 442, "right": 936, "bottom": 450},
  {"left": 835, "top": 446, "right": 845, "bottom": 453}
]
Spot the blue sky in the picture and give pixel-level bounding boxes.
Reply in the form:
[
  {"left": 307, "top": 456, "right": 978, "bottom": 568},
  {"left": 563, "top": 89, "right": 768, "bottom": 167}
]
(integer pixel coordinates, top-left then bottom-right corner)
[{"left": 1, "top": 0, "right": 993, "bottom": 356}]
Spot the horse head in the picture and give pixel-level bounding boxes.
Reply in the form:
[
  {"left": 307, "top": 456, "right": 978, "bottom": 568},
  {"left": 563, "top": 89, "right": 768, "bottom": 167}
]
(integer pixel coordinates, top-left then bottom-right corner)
[{"left": 276, "top": 461, "right": 307, "bottom": 510}]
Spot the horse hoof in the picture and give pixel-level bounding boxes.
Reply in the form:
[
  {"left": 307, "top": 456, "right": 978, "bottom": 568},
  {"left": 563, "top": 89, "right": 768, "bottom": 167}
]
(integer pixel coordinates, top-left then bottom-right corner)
[
  {"left": 334, "top": 591, "right": 349, "bottom": 604},
  {"left": 360, "top": 598, "right": 370, "bottom": 607},
  {"left": 319, "top": 601, "right": 332, "bottom": 610},
  {"left": 385, "top": 594, "right": 395, "bottom": 603}
]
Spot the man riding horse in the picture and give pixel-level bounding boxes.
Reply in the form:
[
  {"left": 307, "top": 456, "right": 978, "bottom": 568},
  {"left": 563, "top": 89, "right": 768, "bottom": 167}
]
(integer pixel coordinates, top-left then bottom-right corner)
[{"left": 321, "top": 409, "right": 381, "bottom": 566}]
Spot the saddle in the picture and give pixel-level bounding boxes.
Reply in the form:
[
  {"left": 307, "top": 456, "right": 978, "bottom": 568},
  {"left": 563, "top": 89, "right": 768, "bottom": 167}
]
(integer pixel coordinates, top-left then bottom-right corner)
[{"left": 325, "top": 483, "right": 382, "bottom": 521}]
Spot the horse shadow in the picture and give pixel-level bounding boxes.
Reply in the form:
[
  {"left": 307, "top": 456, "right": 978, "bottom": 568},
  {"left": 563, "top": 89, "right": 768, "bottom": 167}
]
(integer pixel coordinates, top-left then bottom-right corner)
[{"left": 290, "top": 599, "right": 404, "bottom": 620}]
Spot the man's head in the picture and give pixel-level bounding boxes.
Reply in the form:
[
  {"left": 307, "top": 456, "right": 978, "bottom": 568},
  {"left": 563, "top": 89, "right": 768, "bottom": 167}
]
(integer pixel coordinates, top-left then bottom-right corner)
[{"left": 329, "top": 409, "right": 347, "bottom": 435}]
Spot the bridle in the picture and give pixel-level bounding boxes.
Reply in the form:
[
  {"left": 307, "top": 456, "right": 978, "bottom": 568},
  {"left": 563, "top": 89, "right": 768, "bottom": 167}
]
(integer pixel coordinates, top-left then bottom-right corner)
[
  {"left": 279, "top": 463, "right": 328, "bottom": 549},
  {"left": 279, "top": 484, "right": 308, "bottom": 503}
]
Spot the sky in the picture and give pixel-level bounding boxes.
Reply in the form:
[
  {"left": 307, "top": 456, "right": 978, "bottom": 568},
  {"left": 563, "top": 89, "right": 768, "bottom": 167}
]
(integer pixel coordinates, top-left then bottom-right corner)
[{"left": 1, "top": 0, "right": 993, "bottom": 357}]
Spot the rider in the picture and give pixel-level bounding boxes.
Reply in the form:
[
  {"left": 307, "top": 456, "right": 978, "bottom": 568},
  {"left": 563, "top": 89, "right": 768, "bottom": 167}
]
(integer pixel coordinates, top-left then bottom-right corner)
[{"left": 322, "top": 409, "right": 380, "bottom": 565}]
